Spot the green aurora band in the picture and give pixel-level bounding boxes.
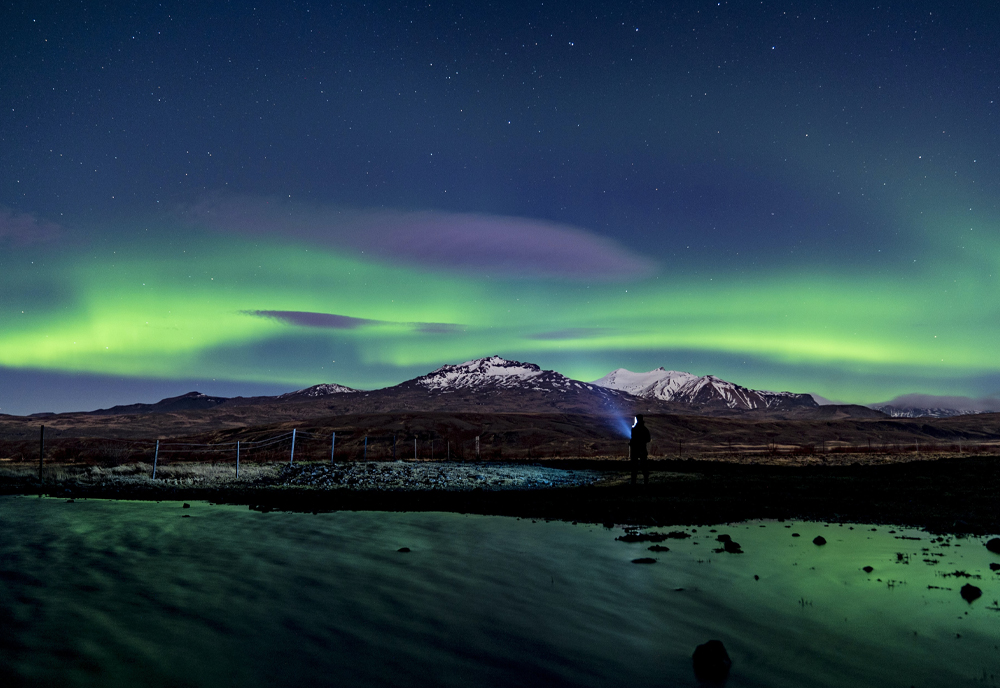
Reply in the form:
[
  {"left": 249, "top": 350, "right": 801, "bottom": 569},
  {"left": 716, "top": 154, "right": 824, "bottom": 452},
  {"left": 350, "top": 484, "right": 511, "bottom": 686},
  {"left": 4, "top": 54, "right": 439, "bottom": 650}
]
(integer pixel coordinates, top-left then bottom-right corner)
[{"left": 2, "top": 212, "right": 997, "bottom": 405}]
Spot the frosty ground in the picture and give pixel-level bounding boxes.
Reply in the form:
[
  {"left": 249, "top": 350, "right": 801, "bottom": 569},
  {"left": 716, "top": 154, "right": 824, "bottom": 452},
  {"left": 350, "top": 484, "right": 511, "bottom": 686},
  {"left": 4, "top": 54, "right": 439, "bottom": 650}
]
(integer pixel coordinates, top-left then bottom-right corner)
[{"left": 2, "top": 454, "right": 999, "bottom": 536}]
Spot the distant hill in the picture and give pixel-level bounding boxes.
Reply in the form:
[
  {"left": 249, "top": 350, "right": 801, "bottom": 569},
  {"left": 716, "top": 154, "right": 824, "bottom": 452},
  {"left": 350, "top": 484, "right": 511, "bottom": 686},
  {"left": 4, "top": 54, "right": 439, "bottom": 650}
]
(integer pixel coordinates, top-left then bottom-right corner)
[
  {"left": 871, "top": 393, "right": 1000, "bottom": 418},
  {"left": 277, "top": 383, "right": 360, "bottom": 400},
  {"left": 88, "top": 391, "right": 230, "bottom": 415}
]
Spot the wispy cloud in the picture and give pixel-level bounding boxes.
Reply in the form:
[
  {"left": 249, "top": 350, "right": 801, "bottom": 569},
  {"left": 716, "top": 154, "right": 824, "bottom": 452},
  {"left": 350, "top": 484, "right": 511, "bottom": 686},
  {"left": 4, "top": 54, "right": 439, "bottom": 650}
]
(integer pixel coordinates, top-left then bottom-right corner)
[
  {"left": 0, "top": 209, "right": 62, "bottom": 245},
  {"left": 245, "top": 309, "right": 461, "bottom": 334},
  {"left": 187, "top": 196, "right": 656, "bottom": 280},
  {"left": 528, "top": 327, "right": 610, "bottom": 340},
  {"left": 414, "top": 322, "right": 464, "bottom": 334}
]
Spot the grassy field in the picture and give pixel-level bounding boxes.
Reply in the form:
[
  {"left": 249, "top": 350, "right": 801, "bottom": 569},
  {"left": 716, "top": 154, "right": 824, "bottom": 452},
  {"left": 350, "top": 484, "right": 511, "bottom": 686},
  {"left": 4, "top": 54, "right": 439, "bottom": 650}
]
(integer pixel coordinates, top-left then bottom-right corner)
[
  {"left": 0, "top": 460, "right": 280, "bottom": 486},
  {"left": 4, "top": 410, "right": 1000, "bottom": 465}
]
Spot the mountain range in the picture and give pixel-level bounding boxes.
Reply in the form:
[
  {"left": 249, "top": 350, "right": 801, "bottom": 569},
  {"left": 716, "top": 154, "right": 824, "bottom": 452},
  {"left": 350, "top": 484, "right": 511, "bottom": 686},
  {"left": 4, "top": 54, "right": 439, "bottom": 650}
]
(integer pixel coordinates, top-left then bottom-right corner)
[
  {"left": 13, "top": 356, "right": 1000, "bottom": 451},
  {"left": 75, "top": 356, "right": 873, "bottom": 420},
  {"left": 590, "top": 367, "right": 815, "bottom": 410},
  {"left": 19, "top": 355, "right": 991, "bottom": 421}
]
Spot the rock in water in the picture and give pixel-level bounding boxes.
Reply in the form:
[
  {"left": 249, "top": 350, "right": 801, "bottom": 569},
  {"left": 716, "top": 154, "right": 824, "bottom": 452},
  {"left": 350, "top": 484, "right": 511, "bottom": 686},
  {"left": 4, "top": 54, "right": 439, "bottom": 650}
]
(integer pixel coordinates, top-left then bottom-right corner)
[
  {"left": 990, "top": 563, "right": 1000, "bottom": 572},
  {"left": 863, "top": 566, "right": 874, "bottom": 573},
  {"left": 986, "top": 538, "right": 1000, "bottom": 554},
  {"left": 397, "top": 547, "right": 411, "bottom": 553},
  {"left": 723, "top": 540, "right": 743, "bottom": 554},
  {"left": 813, "top": 536, "right": 827, "bottom": 546},
  {"left": 692, "top": 639, "right": 732, "bottom": 681},
  {"left": 616, "top": 531, "right": 668, "bottom": 543},
  {"left": 631, "top": 557, "right": 657, "bottom": 564},
  {"left": 711, "top": 533, "right": 742, "bottom": 554},
  {"left": 961, "top": 584, "right": 982, "bottom": 603}
]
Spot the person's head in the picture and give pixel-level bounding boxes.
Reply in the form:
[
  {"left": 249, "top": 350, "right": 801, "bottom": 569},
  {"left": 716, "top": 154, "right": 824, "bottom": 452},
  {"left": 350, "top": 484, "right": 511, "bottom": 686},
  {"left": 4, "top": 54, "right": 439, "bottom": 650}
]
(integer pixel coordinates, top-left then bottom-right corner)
[{"left": 634, "top": 414, "right": 644, "bottom": 426}]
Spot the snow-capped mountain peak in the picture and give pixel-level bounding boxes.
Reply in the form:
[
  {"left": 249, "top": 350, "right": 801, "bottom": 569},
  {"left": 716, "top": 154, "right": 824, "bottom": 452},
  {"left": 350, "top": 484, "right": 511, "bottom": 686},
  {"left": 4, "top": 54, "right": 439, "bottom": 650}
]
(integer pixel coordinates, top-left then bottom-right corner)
[
  {"left": 693, "top": 375, "right": 777, "bottom": 409},
  {"left": 415, "top": 356, "right": 568, "bottom": 391},
  {"left": 590, "top": 368, "right": 699, "bottom": 399},
  {"left": 592, "top": 367, "right": 816, "bottom": 411}
]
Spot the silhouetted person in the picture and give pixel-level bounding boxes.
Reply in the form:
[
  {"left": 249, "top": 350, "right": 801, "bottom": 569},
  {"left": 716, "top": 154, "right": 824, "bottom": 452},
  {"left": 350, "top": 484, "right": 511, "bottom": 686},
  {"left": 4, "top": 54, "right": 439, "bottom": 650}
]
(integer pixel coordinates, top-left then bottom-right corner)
[{"left": 629, "top": 415, "right": 651, "bottom": 485}]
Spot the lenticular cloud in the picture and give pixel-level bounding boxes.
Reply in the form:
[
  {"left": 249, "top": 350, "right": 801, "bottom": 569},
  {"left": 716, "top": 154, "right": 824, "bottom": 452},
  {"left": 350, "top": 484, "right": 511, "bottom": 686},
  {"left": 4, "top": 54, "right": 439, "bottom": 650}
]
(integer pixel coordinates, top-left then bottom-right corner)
[
  {"left": 187, "top": 196, "right": 655, "bottom": 280},
  {"left": 244, "top": 310, "right": 461, "bottom": 335},
  {"left": 245, "top": 311, "right": 379, "bottom": 330}
]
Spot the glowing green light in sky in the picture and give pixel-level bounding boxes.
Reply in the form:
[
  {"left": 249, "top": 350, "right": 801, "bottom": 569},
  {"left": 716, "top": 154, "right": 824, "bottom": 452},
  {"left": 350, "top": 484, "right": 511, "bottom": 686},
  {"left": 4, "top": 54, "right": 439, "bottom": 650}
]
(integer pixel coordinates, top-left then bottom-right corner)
[{"left": 1, "top": 218, "right": 999, "bottom": 404}]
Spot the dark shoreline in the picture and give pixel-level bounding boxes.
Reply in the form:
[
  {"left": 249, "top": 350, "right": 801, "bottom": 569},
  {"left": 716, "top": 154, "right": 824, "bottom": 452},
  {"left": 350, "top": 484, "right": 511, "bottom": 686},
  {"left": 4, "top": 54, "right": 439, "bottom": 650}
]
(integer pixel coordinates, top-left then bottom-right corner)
[{"left": 3, "top": 455, "right": 999, "bottom": 535}]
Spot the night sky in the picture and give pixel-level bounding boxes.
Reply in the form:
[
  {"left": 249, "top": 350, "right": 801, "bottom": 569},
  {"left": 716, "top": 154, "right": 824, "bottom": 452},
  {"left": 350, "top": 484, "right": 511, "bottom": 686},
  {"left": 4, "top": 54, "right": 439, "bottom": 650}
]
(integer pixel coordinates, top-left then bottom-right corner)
[{"left": 2, "top": 1, "right": 999, "bottom": 415}]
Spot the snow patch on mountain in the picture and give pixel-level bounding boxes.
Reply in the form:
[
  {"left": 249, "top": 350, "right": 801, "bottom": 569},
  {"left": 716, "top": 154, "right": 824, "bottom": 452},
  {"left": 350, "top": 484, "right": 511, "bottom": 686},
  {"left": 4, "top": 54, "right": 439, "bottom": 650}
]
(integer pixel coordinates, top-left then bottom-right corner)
[
  {"left": 758, "top": 390, "right": 815, "bottom": 408},
  {"left": 873, "top": 406, "right": 984, "bottom": 419},
  {"left": 685, "top": 375, "right": 761, "bottom": 408}
]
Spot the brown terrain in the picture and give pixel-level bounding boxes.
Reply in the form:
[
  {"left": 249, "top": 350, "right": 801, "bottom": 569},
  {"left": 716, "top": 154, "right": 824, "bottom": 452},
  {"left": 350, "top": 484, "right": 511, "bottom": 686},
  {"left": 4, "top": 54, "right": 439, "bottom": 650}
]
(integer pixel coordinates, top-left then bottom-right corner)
[
  {"left": 1, "top": 399, "right": 998, "bottom": 463},
  {"left": 2, "top": 381, "right": 1000, "bottom": 535}
]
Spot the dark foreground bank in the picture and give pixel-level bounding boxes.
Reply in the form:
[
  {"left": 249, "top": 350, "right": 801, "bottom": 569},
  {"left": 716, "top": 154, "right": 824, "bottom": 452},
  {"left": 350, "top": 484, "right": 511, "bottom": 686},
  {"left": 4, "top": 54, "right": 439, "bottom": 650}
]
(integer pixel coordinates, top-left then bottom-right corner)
[{"left": 3, "top": 455, "right": 999, "bottom": 535}]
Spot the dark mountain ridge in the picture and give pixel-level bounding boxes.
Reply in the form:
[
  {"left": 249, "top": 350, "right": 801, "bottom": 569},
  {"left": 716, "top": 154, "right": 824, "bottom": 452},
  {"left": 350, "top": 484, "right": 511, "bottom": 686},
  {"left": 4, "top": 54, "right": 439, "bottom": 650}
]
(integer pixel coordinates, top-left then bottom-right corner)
[
  {"left": 89, "top": 391, "right": 230, "bottom": 416},
  {"left": 71, "top": 356, "right": 878, "bottom": 422}
]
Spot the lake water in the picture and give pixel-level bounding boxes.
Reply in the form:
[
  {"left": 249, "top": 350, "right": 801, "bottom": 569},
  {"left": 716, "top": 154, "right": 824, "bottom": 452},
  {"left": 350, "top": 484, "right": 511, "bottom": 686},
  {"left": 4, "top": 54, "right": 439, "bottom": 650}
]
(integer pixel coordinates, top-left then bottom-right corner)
[{"left": 1, "top": 495, "right": 998, "bottom": 687}]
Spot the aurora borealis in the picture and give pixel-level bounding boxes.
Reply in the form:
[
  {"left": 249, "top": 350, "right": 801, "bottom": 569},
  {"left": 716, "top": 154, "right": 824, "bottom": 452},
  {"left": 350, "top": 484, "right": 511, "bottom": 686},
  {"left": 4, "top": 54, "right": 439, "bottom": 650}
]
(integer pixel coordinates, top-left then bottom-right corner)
[{"left": 2, "top": 1, "right": 999, "bottom": 414}]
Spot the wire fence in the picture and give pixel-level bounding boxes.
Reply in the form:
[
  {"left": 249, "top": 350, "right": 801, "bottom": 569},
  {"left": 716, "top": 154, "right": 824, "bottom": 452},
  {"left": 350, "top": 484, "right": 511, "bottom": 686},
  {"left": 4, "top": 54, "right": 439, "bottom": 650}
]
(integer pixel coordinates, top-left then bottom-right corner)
[
  {"left": 0, "top": 427, "right": 501, "bottom": 480},
  {"left": 2, "top": 425, "right": 1000, "bottom": 481}
]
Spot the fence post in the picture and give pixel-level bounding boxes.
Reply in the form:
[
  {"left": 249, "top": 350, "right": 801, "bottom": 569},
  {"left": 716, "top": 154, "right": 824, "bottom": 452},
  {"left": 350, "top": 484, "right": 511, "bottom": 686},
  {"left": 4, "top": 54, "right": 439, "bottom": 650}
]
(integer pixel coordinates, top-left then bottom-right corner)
[
  {"left": 431, "top": 439, "right": 434, "bottom": 460},
  {"left": 364, "top": 435, "right": 368, "bottom": 461},
  {"left": 475, "top": 435, "right": 480, "bottom": 460},
  {"left": 236, "top": 441, "right": 240, "bottom": 479},
  {"left": 447, "top": 440, "right": 450, "bottom": 461},
  {"left": 414, "top": 437, "right": 417, "bottom": 460},
  {"left": 393, "top": 435, "right": 396, "bottom": 460},
  {"left": 38, "top": 425, "right": 44, "bottom": 481},
  {"left": 153, "top": 440, "right": 159, "bottom": 480},
  {"left": 331, "top": 432, "right": 336, "bottom": 464},
  {"left": 290, "top": 428, "right": 297, "bottom": 464}
]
